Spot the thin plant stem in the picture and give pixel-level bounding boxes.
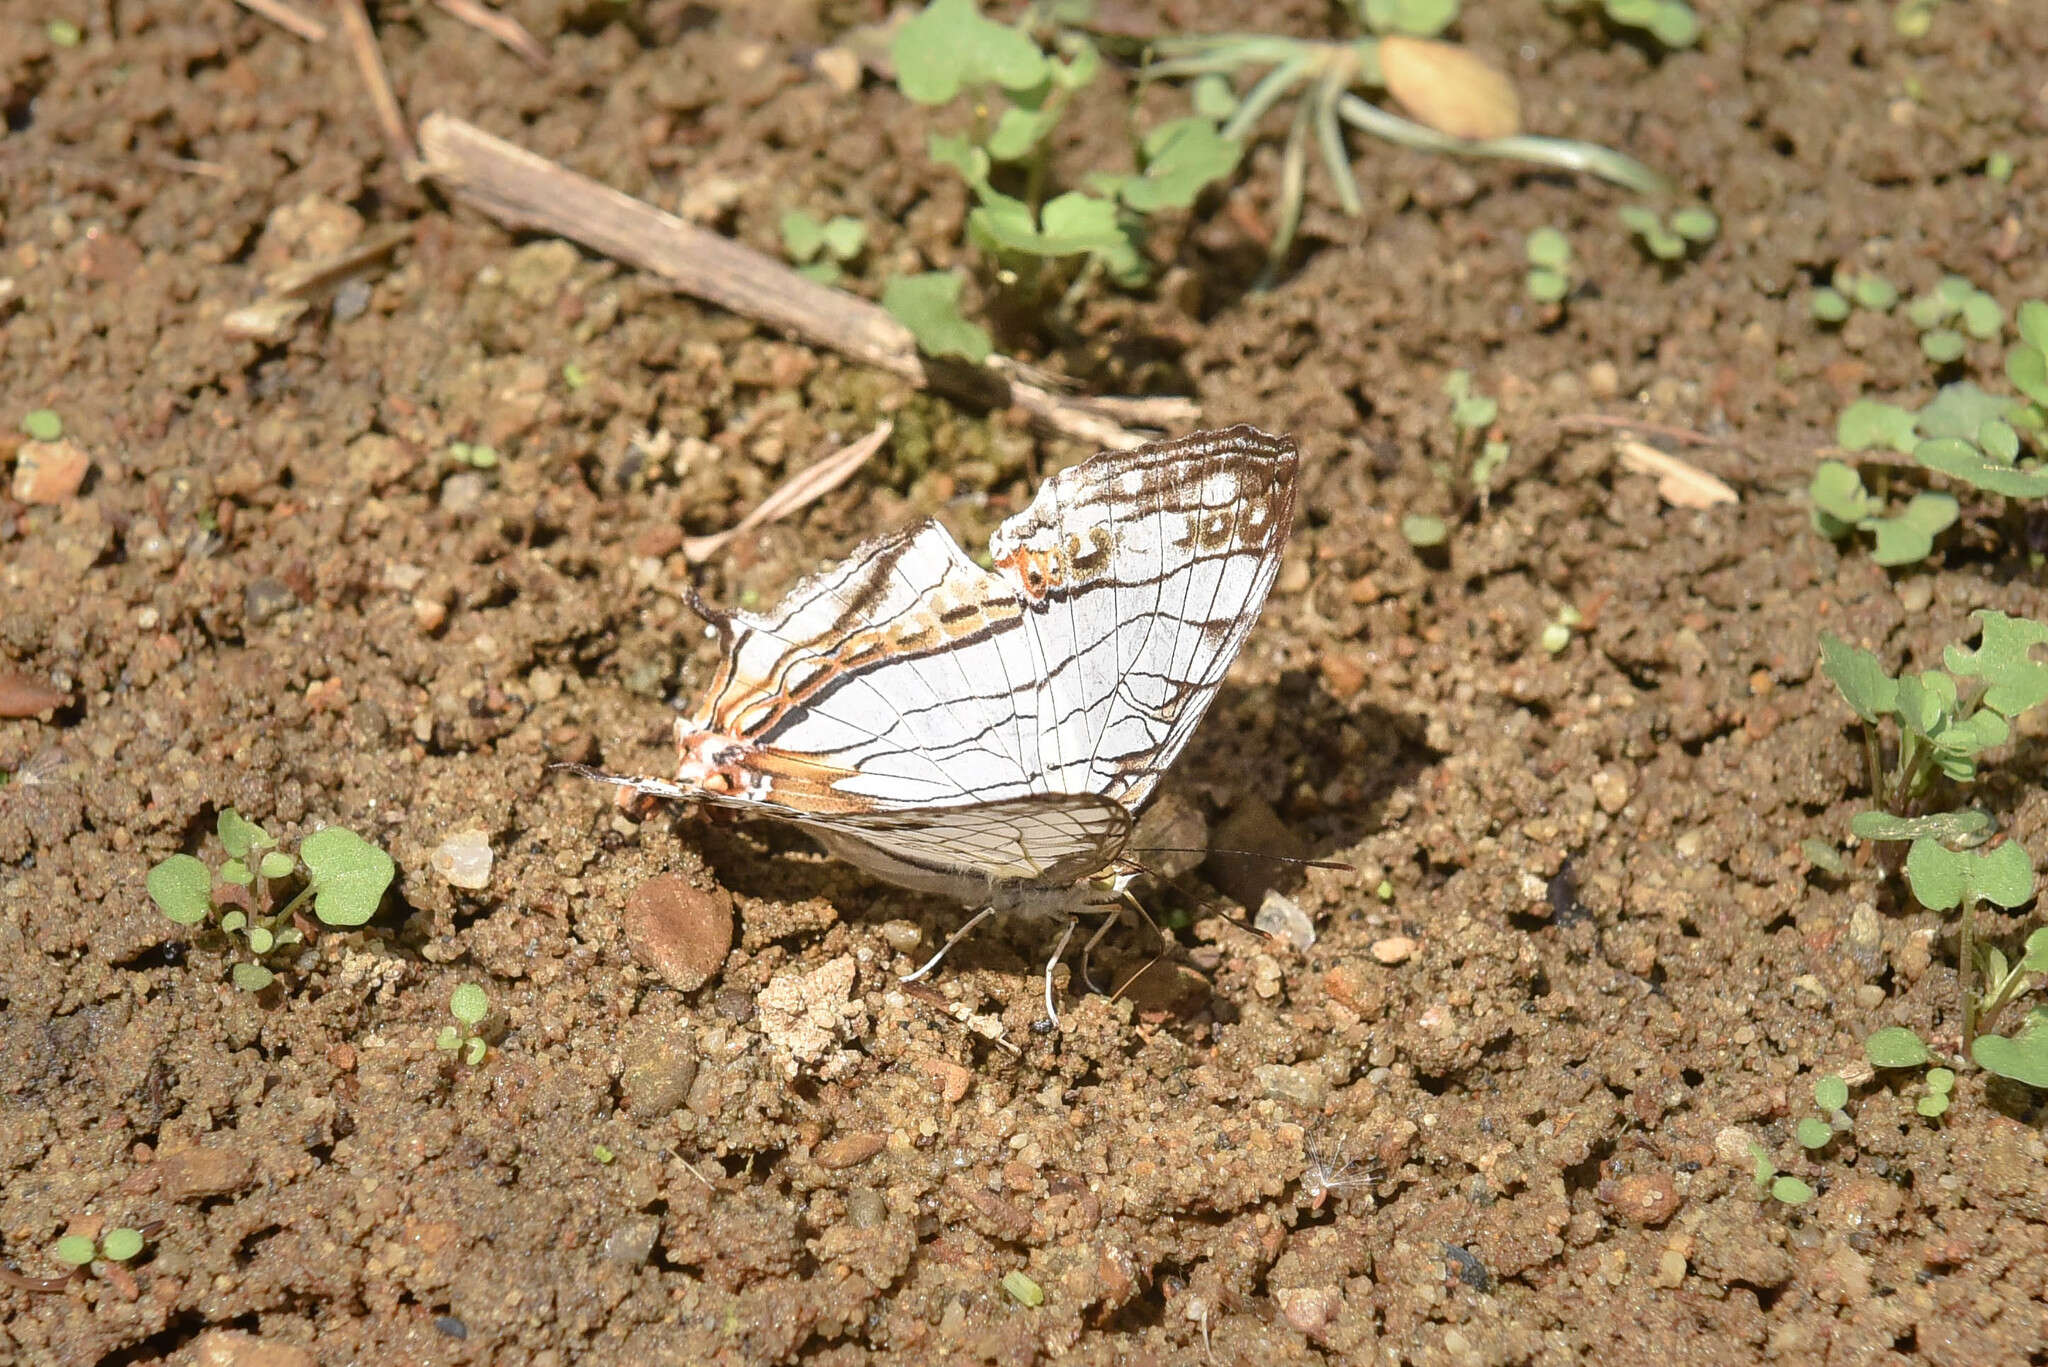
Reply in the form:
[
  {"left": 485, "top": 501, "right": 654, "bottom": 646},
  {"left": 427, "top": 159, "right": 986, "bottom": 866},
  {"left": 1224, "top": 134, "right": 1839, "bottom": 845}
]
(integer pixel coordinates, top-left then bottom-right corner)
[
  {"left": 1258, "top": 92, "right": 1316, "bottom": 287},
  {"left": 1311, "top": 64, "right": 1361, "bottom": 216},
  {"left": 1961, "top": 897, "right": 1978, "bottom": 1049},
  {"left": 1221, "top": 52, "right": 1310, "bottom": 143}
]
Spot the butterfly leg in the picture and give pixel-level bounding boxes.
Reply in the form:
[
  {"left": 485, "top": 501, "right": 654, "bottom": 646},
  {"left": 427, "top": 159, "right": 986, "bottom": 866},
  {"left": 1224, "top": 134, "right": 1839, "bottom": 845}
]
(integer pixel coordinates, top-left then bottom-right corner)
[
  {"left": 1042, "top": 916, "right": 1079, "bottom": 1026},
  {"left": 900, "top": 905, "right": 998, "bottom": 984},
  {"left": 1080, "top": 887, "right": 1168, "bottom": 995}
]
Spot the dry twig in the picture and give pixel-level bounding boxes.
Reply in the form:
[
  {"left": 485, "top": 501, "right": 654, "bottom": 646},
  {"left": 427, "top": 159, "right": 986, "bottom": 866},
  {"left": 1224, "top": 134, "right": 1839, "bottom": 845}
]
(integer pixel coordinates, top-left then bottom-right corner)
[
  {"left": 434, "top": 0, "right": 549, "bottom": 67},
  {"left": 413, "top": 112, "right": 1179, "bottom": 449},
  {"left": 1614, "top": 438, "right": 1739, "bottom": 508},
  {"left": 336, "top": 0, "right": 418, "bottom": 170},
  {"left": 234, "top": 0, "right": 327, "bottom": 42},
  {"left": 682, "top": 423, "right": 894, "bottom": 563}
]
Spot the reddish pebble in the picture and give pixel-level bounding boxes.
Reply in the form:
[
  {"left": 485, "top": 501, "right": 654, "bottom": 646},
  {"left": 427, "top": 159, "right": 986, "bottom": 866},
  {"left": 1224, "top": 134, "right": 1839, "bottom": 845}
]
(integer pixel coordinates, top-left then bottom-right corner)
[
  {"left": 0, "top": 669, "right": 69, "bottom": 717},
  {"left": 814, "top": 1132, "right": 886, "bottom": 1170},
  {"left": 1601, "top": 1170, "right": 1683, "bottom": 1225},
  {"left": 623, "top": 875, "right": 733, "bottom": 992},
  {"left": 11, "top": 439, "right": 90, "bottom": 503}
]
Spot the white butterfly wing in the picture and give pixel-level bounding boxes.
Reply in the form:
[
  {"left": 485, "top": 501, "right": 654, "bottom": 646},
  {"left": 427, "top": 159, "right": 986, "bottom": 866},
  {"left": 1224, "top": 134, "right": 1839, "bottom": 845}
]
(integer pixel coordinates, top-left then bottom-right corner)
[{"left": 989, "top": 425, "right": 1300, "bottom": 812}]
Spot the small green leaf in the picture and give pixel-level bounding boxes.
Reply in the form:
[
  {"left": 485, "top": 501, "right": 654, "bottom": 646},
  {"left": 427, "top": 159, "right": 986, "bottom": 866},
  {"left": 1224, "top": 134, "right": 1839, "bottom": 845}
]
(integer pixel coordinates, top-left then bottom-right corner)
[
  {"left": 1945, "top": 611, "right": 2048, "bottom": 718},
  {"left": 1526, "top": 227, "right": 1571, "bottom": 269},
  {"left": 1540, "top": 622, "right": 1572, "bottom": 654},
  {"left": 1646, "top": 0, "right": 1699, "bottom": 47},
  {"left": 46, "top": 19, "right": 82, "bottom": 45},
  {"left": 1526, "top": 268, "right": 1570, "bottom": 303},
  {"left": 1770, "top": 1175, "right": 1814, "bottom": 1204},
  {"left": 1971, "top": 1021, "right": 2048, "bottom": 1087},
  {"left": 1905, "top": 838, "right": 1965, "bottom": 910},
  {"left": 436, "top": 1025, "right": 461, "bottom": 1051},
  {"left": 100, "top": 1228, "right": 144, "bottom": 1262},
  {"left": 820, "top": 216, "right": 867, "bottom": 261},
  {"left": 1401, "top": 514, "right": 1448, "bottom": 548},
  {"left": 1121, "top": 119, "right": 1240, "bottom": 212},
  {"left": 1852, "top": 275, "right": 1898, "bottom": 311},
  {"left": 1001, "top": 1269, "right": 1045, "bottom": 1306},
  {"left": 1926, "top": 1067, "right": 1955, "bottom": 1093},
  {"left": 796, "top": 262, "right": 842, "bottom": 285},
  {"left": 986, "top": 102, "right": 1060, "bottom": 161},
  {"left": 562, "top": 362, "right": 589, "bottom": 391},
  {"left": 1986, "top": 151, "right": 2014, "bottom": 182},
  {"left": 1809, "top": 463, "right": 1876, "bottom": 537},
  {"left": 1866, "top": 493, "right": 1957, "bottom": 566},
  {"left": 1960, "top": 293, "right": 2003, "bottom": 341},
  {"left": 1836, "top": 400, "right": 1918, "bottom": 454},
  {"left": 1048, "top": 32, "right": 1099, "bottom": 90},
  {"left": 220, "top": 859, "right": 253, "bottom": 887},
  {"left": 2007, "top": 346, "right": 2048, "bottom": 408},
  {"left": 1919, "top": 438, "right": 2048, "bottom": 498},
  {"left": 1192, "top": 74, "right": 1238, "bottom": 120},
  {"left": 217, "top": 808, "right": 272, "bottom": 859},
  {"left": 1919, "top": 383, "right": 2014, "bottom": 441},
  {"left": 1814, "top": 1075, "right": 1849, "bottom": 1112},
  {"left": 2021, "top": 927, "right": 2048, "bottom": 974},
  {"left": 1442, "top": 369, "right": 1472, "bottom": 400},
  {"left": 891, "top": 0, "right": 1048, "bottom": 104},
  {"left": 220, "top": 910, "right": 246, "bottom": 935},
  {"left": 232, "top": 962, "right": 275, "bottom": 992},
  {"left": 23, "top": 409, "right": 63, "bottom": 441},
  {"left": 299, "top": 827, "right": 396, "bottom": 927},
  {"left": 1795, "top": 1117, "right": 1833, "bottom": 1149},
  {"left": 1849, "top": 809, "right": 1993, "bottom": 844},
  {"left": 1908, "top": 292, "right": 1956, "bottom": 330},
  {"left": 1451, "top": 395, "right": 1498, "bottom": 430},
  {"left": 1865, "top": 1026, "right": 1932, "bottom": 1069},
  {"left": 1670, "top": 206, "right": 1717, "bottom": 243},
  {"left": 2017, "top": 301, "right": 2048, "bottom": 353},
  {"left": 928, "top": 132, "right": 991, "bottom": 187},
  {"left": 1921, "top": 329, "right": 1967, "bottom": 364},
  {"left": 451, "top": 982, "right": 490, "bottom": 1026},
  {"left": 246, "top": 925, "right": 275, "bottom": 955},
  {"left": 275, "top": 927, "right": 303, "bottom": 946},
  {"left": 593, "top": 1144, "right": 616, "bottom": 1163},
  {"left": 1907, "top": 836, "right": 2034, "bottom": 911},
  {"left": 1978, "top": 419, "right": 2020, "bottom": 463},
  {"left": 780, "top": 209, "right": 825, "bottom": 262},
  {"left": 464, "top": 1037, "right": 488, "bottom": 1066},
  {"left": 53, "top": 1235, "right": 97, "bottom": 1266},
  {"left": 1810, "top": 288, "right": 1850, "bottom": 324},
  {"left": 1818, "top": 635, "right": 1897, "bottom": 724},
  {"left": 882, "top": 272, "right": 992, "bottom": 364},
  {"left": 259, "top": 851, "right": 295, "bottom": 880},
  {"left": 1916, "top": 1092, "right": 1950, "bottom": 1118},
  {"left": 147, "top": 854, "right": 214, "bottom": 925},
  {"left": 1937, "top": 275, "right": 1977, "bottom": 307}
]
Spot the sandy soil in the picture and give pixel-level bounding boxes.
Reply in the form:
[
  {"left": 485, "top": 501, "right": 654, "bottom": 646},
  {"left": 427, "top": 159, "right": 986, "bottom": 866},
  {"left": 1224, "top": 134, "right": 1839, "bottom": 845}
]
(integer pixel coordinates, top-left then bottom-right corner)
[{"left": 4, "top": 0, "right": 2047, "bottom": 1363}]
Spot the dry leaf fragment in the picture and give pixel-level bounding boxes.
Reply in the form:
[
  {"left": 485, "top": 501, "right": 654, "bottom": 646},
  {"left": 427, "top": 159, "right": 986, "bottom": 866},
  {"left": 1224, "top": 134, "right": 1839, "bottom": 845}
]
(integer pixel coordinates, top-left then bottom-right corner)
[{"left": 1616, "top": 438, "right": 1738, "bottom": 508}]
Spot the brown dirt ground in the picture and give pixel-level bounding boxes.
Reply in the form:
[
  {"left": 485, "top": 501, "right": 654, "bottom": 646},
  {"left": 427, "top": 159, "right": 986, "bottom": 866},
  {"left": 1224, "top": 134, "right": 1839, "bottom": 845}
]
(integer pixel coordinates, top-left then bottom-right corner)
[{"left": 5, "top": 0, "right": 2048, "bottom": 1363}]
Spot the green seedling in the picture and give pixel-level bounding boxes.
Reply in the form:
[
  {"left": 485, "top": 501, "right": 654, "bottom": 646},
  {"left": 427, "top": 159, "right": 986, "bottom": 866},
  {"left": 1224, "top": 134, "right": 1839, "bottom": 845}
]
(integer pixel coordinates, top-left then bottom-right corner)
[
  {"left": 1525, "top": 227, "right": 1573, "bottom": 305},
  {"left": 1966, "top": 928, "right": 2048, "bottom": 1086},
  {"left": 1143, "top": 29, "right": 1658, "bottom": 277},
  {"left": 1905, "top": 275, "right": 2002, "bottom": 364},
  {"left": 22, "top": 408, "right": 63, "bottom": 441},
  {"left": 1540, "top": 604, "right": 1583, "bottom": 655},
  {"left": 1864, "top": 1028, "right": 1957, "bottom": 1116},
  {"left": 1746, "top": 1142, "right": 1812, "bottom": 1206},
  {"left": 46, "top": 19, "right": 82, "bottom": 46},
  {"left": 1435, "top": 370, "right": 1509, "bottom": 506},
  {"left": 447, "top": 441, "right": 498, "bottom": 470},
  {"left": 1985, "top": 151, "right": 2014, "bottom": 184},
  {"left": 146, "top": 808, "right": 395, "bottom": 991},
  {"left": 1546, "top": 0, "right": 1700, "bottom": 48},
  {"left": 1617, "top": 203, "right": 1717, "bottom": 262},
  {"left": 1795, "top": 1073, "right": 1851, "bottom": 1150},
  {"left": 53, "top": 1226, "right": 145, "bottom": 1270},
  {"left": 780, "top": 210, "right": 868, "bottom": 285},
  {"left": 1810, "top": 269, "right": 1898, "bottom": 325},
  {"left": 561, "top": 361, "right": 589, "bottom": 391},
  {"left": 436, "top": 982, "right": 491, "bottom": 1065},
  {"left": 1892, "top": 0, "right": 1941, "bottom": 40}
]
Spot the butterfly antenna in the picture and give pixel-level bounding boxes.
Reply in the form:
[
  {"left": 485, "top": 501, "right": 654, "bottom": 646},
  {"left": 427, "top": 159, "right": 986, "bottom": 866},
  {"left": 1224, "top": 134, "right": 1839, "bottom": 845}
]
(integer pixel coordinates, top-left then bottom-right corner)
[
  {"left": 1127, "top": 845, "right": 1353, "bottom": 872},
  {"left": 683, "top": 583, "right": 738, "bottom": 647}
]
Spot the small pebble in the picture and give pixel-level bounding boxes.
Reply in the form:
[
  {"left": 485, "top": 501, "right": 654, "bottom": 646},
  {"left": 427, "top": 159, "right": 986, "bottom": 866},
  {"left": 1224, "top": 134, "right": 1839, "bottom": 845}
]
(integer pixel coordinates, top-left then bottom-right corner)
[
  {"left": 814, "top": 1132, "right": 886, "bottom": 1170},
  {"left": 412, "top": 593, "right": 448, "bottom": 633},
  {"left": 11, "top": 438, "right": 90, "bottom": 503},
  {"left": 243, "top": 577, "right": 298, "bottom": 627},
  {"left": 846, "top": 1188, "right": 888, "bottom": 1229},
  {"left": 430, "top": 829, "right": 493, "bottom": 889},
  {"left": 1370, "top": 935, "right": 1416, "bottom": 965},
  {"left": 440, "top": 471, "right": 487, "bottom": 516},
  {"left": 0, "top": 669, "right": 69, "bottom": 718},
  {"left": 600, "top": 1218, "right": 660, "bottom": 1265},
  {"left": 1603, "top": 1170, "right": 1682, "bottom": 1225},
  {"left": 1253, "top": 1062, "right": 1325, "bottom": 1108},
  {"left": 619, "top": 1033, "right": 697, "bottom": 1118},
  {"left": 1590, "top": 767, "right": 1631, "bottom": 815},
  {"left": 623, "top": 876, "right": 734, "bottom": 992},
  {"left": 881, "top": 919, "right": 923, "bottom": 954},
  {"left": 811, "top": 46, "right": 862, "bottom": 95},
  {"left": 330, "top": 278, "right": 372, "bottom": 322},
  {"left": 1254, "top": 890, "right": 1316, "bottom": 953}
]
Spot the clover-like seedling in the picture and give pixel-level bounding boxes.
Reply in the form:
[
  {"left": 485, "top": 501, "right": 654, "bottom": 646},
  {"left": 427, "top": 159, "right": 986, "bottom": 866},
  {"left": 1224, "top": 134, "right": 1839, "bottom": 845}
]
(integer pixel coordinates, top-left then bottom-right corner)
[
  {"left": 1524, "top": 227, "right": 1572, "bottom": 304},
  {"left": 22, "top": 408, "right": 64, "bottom": 440},
  {"left": 1400, "top": 514, "right": 1447, "bottom": 549},
  {"left": 447, "top": 441, "right": 498, "bottom": 470},
  {"left": 145, "top": 809, "right": 395, "bottom": 991},
  {"left": 1864, "top": 1027, "right": 1962, "bottom": 1117},
  {"left": 780, "top": 210, "right": 867, "bottom": 285},
  {"left": 1618, "top": 203, "right": 1716, "bottom": 262},
  {"left": 436, "top": 982, "right": 491, "bottom": 1065},
  {"left": 1540, "top": 604, "right": 1582, "bottom": 655},
  {"left": 54, "top": 1226, "right": 145, "bottom": 1271},
  {"left": 1965, "top": 928, "right": 2048, "bottom": 1088},
  {"left": 1796, "top": 1073, "right": 1851, "bottom": 1150},
  {"left": 1811, "top": 270, "right": 1898, "bottom": 326},
  {"left": 1746, "top": 1141, "right": 1812, "bottom": 1206}
]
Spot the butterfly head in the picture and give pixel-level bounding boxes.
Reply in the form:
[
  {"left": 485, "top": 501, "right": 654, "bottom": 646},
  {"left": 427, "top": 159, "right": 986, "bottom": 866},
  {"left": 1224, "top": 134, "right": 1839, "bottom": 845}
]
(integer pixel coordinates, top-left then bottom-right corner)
[{"left": 673, "top": 717, "right": 752, "bottom": 797}]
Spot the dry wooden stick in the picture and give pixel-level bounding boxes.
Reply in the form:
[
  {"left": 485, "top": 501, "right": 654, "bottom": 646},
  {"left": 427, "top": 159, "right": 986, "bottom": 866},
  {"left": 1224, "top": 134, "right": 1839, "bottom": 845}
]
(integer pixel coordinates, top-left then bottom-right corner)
[
  {"left": 413, "top": 112, "right": 1181, "bottom": 450},
  {"left": 336, "top": 0, "right": 418, "bottom": 170},
  {"left": 682, "top": 422, "right": 894, "bottom": 563},
  {"left": 233, "top": 0, "right": 327, "bottom": 42},
  {"left": 435, "top": 0, "right": 549, "bottom": 68}
]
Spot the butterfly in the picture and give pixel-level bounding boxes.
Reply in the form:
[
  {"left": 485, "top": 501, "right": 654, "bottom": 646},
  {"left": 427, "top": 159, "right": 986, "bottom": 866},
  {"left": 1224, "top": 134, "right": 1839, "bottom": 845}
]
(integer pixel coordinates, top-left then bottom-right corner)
[{"left": 584, "top": 425, "right": 1301, "bottom": 1020}]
